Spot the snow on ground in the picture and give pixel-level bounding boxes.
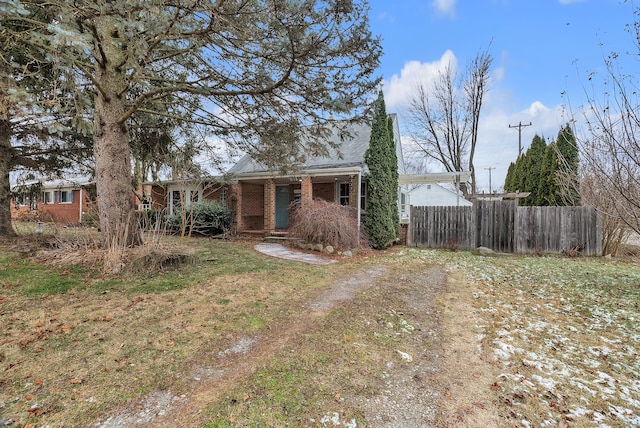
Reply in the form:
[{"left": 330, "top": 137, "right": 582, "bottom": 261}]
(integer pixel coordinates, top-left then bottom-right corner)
[{"left": 399, "top": 249, "right": 640, "bottom": 427}]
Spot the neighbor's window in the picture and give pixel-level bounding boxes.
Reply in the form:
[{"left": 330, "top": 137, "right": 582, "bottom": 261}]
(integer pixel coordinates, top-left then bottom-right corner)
[
  {"left": 220, "top": 186, "right": 227, "bottom": 203},
  {"left": 56, "top": 190, "right": 74, "bottom": 203},
  {"left": 41, "top": 191, "right": 53, "bottom": 204},
  {"left": 339, "top": 182, "right": 350, "bottom": 206},
  {"left": 15, "top": 193, "right": 28, "bottom": 206}
]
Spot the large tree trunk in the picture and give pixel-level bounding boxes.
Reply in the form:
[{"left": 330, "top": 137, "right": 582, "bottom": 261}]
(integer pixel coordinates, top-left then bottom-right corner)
[
  {"left": 93, "top": 18, "right": 141, "bottom": 248},
  {"left": 0, "top": 119, "right": 17, "bottom": 237}
]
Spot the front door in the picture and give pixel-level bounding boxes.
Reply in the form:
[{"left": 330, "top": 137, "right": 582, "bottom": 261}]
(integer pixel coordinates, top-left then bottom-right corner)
[{"left": 275, "top": 185, "right": 290, "bottom": 229}]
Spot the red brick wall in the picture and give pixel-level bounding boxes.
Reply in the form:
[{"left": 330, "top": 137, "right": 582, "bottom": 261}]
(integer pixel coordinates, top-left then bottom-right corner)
[
  {"left": 264, "top": 180, "right": 275, "bottom": 232},
  {"left": 239, "top": 182, "right": 265, "bottom": 231},
  {"left": 300, "top": 177, "right": 312, "bottom": 203},
  {"left": 37, "top": 189, "right": 87, "bottom": 224},
  {"left": 348, "top": 176, "right": 358, "bottom": 209},
  {"left": 10, "top": 205, "right": 31, "bottom": 221}
]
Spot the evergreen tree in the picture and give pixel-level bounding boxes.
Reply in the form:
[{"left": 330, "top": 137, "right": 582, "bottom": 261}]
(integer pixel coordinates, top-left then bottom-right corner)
[
  {"left": 503, "top": 126, "right": 581, "bottom": 206},
  {"left": 521, "top": 135, "right": 547, "bottom": 205},
  {"left": 556, "top": 124, "right": 581, "bottom": 205},
  {"left": 387, "top": 115, "right": 400, "bottom": 237},
  {"left": 364, "top": 91, "right": 399, "bottom": 249},
  {"left": 513, "top": 154, "right": 527, "bottom": 195},
  {"left": 504, "top": 162, "right": 516, "bottom": 192},
  {"left": 537, "top": 143, "right": 558, "bottom": 206}
]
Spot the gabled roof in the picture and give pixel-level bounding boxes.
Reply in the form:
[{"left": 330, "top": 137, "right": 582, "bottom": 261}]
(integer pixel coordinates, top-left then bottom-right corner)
[{"left": 227, "top": 114, "right": 405, "bottom": 177}]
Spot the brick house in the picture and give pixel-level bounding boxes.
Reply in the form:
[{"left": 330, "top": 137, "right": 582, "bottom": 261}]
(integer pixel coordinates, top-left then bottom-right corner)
[
  {"left": 11, "top": 177, "right": 96, "bottom": 224},
  {"left": 150, "top": 115, "right": 407, "bottom": 235}
]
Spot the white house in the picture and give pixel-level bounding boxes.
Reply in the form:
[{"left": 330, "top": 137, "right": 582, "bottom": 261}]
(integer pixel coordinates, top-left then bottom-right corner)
[{"left": 407, "top": 183, "right": 472, "bottom": 207}]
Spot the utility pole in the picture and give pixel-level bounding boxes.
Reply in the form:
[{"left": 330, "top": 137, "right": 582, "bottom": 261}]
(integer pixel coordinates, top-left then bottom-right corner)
[
  {"left": 484, "top": 167, "right": 495, "bottom": 194},
  {"left": 509, "top": 121, "right": 532, "bottom": 157}
]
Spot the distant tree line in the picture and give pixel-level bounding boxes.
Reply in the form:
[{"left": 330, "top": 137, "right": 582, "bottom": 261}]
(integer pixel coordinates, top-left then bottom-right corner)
[{"left": 503, "top": 124, "right": 580, "bottom": 206}]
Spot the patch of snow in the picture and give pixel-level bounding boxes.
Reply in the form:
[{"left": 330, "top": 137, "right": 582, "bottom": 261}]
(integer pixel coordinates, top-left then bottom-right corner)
[
  {"left": 569, "top": 379, "right": 598, "bottom": 397},
  {"left": 399, "top": 318, "right": 415, "bottom": 334},
  {"left": 494, "top": 340, "right": 522, "bottom": 360},
  {"left": 318, "top": 412, "right": 357, "bottom": 427},
  {"left": 218, "top": 336, "right": 257, "bottom": 358},
  {"left": 396, "top": 350, "right": 413, "bottom": 362},
  {"left": 531, "top": 374, "right": 557, "bottom": 390}
]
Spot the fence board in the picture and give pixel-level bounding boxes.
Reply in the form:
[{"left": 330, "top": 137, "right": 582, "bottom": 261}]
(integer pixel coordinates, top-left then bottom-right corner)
[{"left": 410, "top": 203, "right": 602, "bottom": 256}]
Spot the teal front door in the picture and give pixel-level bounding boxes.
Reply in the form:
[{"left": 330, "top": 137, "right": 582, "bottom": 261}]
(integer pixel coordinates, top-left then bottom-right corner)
[{"left": 275, "top": 185, "right": 290, "bottom": 229}]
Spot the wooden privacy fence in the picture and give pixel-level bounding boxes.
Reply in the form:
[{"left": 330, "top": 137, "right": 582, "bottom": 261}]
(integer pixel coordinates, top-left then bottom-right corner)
[{"left": 409, "top": 200, "right": 602, "bottom": 256}]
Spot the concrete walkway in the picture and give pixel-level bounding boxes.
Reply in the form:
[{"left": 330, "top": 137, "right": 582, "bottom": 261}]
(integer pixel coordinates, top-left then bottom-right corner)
[{"left": 254, "top": 243, "right": 337, "bottom": 265}]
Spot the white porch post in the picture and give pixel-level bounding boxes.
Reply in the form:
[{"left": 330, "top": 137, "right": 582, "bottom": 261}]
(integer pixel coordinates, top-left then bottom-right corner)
[{"left": 357, "top": 170, "right": 362, "bottom": 233}]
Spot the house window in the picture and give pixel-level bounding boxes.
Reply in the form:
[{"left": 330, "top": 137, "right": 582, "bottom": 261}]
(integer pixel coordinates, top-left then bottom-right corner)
[
  {"left": 220, "top": 187, "right": 227, "bottom": 203},
  {"left": 339, "top": 182, "right": 350, "bottom": 206},
  {"left": 41, "top": 191, "right": 53, "bottom": 204},
  {"left": 171, "top": 190, "right": 182, "bottom": 212},
  {"left": 15, "top": 193, "right": 28, "bottom": 207},
  {"left": 360, "top": 181, "right": 367, "bottom": 210},
  {"left": 56, "top": 190, "right": 74, "bottom": 203},
  {"left": 400, "top": 191, "right": 409, "bottom": 220},
  {"left": 171, "top": 189, "right": 199, "bottom": 213}
]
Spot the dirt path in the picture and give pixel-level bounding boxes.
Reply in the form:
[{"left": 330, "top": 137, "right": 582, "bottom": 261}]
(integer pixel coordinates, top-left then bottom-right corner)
[{"left": 95, "top": 263, "right": 501, "bottom": 427}]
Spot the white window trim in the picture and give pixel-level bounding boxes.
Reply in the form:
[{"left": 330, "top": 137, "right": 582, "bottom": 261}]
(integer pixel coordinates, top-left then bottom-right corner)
[
  {"left": 57, "top": 189, "right": 74, "bottom": 204},
  {"left": 169, "top": 186, "right": 201, "bottom": 215},
  {"left": 337, "top": 181, "right": 350, "bottom": 206}
]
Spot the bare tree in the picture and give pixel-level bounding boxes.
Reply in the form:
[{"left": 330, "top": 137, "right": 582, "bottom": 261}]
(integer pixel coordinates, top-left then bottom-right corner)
[
  {"left": 404, "top": 48, "right": 492, "bottom": 195},
  {"left": 576, "top": 37, "right": 640, "bottom": 244}
]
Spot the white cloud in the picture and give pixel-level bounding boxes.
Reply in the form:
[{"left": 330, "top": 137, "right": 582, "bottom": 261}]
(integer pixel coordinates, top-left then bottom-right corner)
[
  {"left": 383, "top": 50, "right": 458, "bottom": 111},
  {"left": 432, "top": 0, "right": 457, "bottom": 17},
  {"left": 383, "top": 50, "right": 575, "bottom": 192}
]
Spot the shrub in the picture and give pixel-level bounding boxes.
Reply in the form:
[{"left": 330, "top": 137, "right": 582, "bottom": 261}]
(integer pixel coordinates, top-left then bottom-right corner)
[
  {"left": 289, "top": 199, "right": 366, "bottom": 250},
  {"left": 167, "top": 200, "right": 230, "bottom": 236},
  {"left": 81, "top": 212, "right": 99, "bottom": 227}
]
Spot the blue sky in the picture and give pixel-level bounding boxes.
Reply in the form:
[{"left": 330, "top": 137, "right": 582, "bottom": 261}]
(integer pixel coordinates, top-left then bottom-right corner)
[{"left": 370, "top": 0, "right": 635, "bottom": 192}]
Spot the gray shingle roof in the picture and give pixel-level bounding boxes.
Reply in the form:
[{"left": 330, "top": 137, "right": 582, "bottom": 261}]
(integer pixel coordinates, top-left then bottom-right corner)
[{"left": 227, "top": 120, "right": 372, "bottom": 175}]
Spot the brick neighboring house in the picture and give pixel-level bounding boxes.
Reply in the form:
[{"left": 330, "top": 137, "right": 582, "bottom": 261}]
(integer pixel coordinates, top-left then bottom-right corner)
[
  {"left": 149, "top": 115, "right": 408, "bottom": 235},
  {"left": 11, "top": 177, "right": 96, "bottom": 225}
]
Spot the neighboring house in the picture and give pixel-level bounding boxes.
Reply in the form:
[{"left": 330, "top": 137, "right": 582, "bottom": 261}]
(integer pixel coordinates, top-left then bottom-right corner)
[
  {"left": 149, "top": 115, "right": 407, "bottom": 235},
  {"left": 11, "top": 177, "right": 96, "bottom": 224},
  {"left": 407, "top": 183, "right": 473, "bottom": 207}
]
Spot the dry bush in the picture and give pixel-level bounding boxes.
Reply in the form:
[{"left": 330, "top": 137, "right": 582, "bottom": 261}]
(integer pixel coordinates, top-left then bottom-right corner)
[
  {"left": 288, "top": 199, "right": 366, "bottom": 250},
  {"left": 120, "top": 243, "right": 196, "bottom": 275}
]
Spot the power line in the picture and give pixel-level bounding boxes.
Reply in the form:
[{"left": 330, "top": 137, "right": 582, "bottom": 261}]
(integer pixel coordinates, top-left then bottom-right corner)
[{"left": 509, "top": 121, "right": 532, "bottom": 157}]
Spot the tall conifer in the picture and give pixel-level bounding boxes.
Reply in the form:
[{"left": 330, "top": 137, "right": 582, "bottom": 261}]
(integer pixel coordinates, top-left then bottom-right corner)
[{"left": 364, "top": 91, "right": 399, "bottom": 248}]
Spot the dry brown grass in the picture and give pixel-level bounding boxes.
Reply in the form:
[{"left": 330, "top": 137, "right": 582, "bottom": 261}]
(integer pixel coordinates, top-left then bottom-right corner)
[
  {"left": 435, "top": 270, "right": 506, "bottom": 427},
  {"left": 1, "top": 236, "right": 341, "bottom": 427}
]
